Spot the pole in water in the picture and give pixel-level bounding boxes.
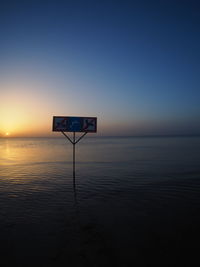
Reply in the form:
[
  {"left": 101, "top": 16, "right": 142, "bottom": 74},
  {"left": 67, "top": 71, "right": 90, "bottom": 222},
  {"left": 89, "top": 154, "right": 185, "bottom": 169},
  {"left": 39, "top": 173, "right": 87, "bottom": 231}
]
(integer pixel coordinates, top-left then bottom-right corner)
[
  {"left": 53, "top": 116, "right": 97, "bottom": 179},
  {"left": 73, "top": 132, "right": 75, "bottom": 179},
  {"left": 61, "top": 131, "right": 87, "bottom": 179}
]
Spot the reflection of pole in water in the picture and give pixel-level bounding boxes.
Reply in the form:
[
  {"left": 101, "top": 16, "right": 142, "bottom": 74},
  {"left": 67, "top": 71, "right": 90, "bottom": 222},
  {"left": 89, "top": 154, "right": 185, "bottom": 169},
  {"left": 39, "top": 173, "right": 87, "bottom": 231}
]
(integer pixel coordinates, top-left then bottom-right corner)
[{"left": 73, "top": 172, "right": 78, "bottom": 208}]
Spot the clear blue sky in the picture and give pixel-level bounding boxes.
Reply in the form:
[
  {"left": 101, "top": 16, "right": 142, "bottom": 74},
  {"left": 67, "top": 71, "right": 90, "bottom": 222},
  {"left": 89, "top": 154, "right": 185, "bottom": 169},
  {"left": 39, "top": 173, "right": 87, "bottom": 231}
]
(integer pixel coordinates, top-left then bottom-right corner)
[{"left": 1, "top": 0, "right": 200, "bottom": 136}]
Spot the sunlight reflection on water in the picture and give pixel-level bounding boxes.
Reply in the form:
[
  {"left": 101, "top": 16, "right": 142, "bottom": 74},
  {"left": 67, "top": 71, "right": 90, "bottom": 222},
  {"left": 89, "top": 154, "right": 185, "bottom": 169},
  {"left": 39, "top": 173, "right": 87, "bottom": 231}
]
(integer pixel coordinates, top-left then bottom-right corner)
[{"left": 0, "top": 136, "right": 200, "bottom": 266}]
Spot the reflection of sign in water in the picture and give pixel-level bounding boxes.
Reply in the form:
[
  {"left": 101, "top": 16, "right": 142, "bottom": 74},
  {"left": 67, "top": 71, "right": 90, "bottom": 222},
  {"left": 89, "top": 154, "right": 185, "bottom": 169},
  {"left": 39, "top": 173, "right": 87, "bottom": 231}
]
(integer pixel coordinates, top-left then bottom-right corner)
[{"left": 53, "top": 116, "right": 97, "bottom": 132}]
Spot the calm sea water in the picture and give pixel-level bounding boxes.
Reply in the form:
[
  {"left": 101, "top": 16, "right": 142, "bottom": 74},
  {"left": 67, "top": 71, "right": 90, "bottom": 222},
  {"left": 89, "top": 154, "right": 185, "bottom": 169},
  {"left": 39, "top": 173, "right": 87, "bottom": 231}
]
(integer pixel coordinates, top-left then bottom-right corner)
[{"left": 0, "top": 136, "right": 200, "bottom": 266}]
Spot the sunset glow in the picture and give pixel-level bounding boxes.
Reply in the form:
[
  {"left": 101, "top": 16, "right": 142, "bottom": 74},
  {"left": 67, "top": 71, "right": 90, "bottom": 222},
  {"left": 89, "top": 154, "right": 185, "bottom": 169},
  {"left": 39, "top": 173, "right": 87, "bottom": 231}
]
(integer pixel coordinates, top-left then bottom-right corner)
[
  {"left": 1, "top": 1, "right": 200, "bottom": 266},
  {"left": 0, "top": 80, "right": 56, "bottom": 137},
  {"left": 1, "top": 0, "right": 200, "bottom": 137}
]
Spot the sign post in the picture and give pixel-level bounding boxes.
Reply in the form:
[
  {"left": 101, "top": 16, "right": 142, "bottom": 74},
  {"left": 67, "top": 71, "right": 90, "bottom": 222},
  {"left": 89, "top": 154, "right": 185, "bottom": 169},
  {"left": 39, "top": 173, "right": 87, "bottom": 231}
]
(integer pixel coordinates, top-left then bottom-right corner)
[
  {"left": 52, "top": 116, "right": 97, "bottom": 178},
  {"left": 73, "top": 131, "right": 75, "bottom": 179}
]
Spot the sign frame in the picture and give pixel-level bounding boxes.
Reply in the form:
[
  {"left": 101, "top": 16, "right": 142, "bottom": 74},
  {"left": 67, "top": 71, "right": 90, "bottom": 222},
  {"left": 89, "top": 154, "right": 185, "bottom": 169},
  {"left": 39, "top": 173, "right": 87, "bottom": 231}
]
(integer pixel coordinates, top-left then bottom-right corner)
[{"left": 52, "top": 116, "right": 97, "bottom": 133}]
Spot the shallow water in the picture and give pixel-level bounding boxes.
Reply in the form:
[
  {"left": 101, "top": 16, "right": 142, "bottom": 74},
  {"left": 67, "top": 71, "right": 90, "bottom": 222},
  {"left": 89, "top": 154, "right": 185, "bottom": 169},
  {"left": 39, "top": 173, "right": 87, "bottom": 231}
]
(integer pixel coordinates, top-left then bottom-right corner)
[{"left": 0, "top": 136, "right": 200, "bottom": 266}]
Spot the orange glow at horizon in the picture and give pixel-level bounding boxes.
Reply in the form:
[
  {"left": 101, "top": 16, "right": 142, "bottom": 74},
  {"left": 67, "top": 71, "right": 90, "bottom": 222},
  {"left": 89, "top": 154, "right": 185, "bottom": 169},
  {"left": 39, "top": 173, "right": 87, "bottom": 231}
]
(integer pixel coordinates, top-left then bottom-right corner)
[
  {"left": 1, "top": 78, "right": 148, "bottom": 137},
  {"left": 0, "top": 104, "right": 52, "bottom": 137},
  {"left": 0, "top": 80, "right": 56, "bottom": 137}
]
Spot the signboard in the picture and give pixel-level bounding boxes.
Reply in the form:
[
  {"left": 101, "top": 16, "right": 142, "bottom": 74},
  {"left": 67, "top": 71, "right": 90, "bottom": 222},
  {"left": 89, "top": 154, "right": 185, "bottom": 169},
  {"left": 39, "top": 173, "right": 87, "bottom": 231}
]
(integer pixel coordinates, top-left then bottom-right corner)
[{"left": 52, "top": 116, "right": 97, "bottom": 132}]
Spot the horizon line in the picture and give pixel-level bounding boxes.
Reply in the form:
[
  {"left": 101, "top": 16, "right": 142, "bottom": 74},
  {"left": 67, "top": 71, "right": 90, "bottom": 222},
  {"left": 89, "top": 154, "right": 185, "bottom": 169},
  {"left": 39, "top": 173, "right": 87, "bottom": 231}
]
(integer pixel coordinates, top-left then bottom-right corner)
[{"left": 1, "top": 134, "right": 200, "bottom": 139}]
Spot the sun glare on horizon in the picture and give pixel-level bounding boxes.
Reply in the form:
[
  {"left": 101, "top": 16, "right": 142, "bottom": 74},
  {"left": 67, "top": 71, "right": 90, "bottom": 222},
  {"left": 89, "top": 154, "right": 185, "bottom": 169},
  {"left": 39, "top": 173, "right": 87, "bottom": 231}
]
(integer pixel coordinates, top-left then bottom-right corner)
[{"left": 0, "top": 81, "right": 55, "bottom": 137}]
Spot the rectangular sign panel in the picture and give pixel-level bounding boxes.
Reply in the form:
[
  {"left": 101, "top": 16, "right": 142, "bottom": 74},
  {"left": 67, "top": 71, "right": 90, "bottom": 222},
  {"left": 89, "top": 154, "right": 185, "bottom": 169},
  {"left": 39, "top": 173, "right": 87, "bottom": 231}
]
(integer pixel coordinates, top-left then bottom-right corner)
[{"left": 52, "top": 116, "right": 97, "bottom": 132}]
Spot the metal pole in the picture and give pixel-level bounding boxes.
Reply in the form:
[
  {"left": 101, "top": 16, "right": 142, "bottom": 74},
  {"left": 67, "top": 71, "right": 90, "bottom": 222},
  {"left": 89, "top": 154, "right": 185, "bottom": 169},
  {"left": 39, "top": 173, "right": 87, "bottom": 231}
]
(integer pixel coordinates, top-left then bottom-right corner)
[
  {"left": 73, "top": 132, "right": 75, "bottom": 179},
  {"left": 75, "top": 132, "right": 87, "bottom": 144},
  {"left": 61, "top": 131, "right": 87, "bottom": 179},
  {"left": 61, "top": 131, "right": 73, "bottom": 144}
]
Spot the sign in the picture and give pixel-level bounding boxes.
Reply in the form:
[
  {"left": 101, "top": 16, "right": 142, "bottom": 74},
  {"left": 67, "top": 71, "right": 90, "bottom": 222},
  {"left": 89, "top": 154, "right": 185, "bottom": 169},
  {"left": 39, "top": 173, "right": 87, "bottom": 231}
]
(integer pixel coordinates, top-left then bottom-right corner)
[{"left": 52, "top": 116, "right": 97, "bottom": 132}]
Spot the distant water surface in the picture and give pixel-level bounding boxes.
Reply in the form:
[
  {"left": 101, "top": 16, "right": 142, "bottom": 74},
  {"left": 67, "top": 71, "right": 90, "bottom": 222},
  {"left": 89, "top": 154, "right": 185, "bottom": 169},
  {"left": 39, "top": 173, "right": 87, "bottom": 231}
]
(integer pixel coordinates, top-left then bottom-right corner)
[{"left": 0, "top": 136, "right": 200, "bottom": 266}]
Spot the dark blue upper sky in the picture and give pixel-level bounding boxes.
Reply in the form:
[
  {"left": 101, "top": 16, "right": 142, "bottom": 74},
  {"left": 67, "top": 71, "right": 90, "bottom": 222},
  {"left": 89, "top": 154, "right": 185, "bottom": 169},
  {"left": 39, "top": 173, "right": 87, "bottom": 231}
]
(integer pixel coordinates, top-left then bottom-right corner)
[{"left": 1, "top": 0, "right": 200, "bottom": 136}]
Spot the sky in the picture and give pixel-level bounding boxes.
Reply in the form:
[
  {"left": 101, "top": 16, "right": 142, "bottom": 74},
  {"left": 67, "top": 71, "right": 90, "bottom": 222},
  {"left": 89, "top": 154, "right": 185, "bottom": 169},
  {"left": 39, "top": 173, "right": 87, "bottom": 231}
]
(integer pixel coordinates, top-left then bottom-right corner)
[{"left": 0, "top": 0, "right": 200, "bottom": 137}]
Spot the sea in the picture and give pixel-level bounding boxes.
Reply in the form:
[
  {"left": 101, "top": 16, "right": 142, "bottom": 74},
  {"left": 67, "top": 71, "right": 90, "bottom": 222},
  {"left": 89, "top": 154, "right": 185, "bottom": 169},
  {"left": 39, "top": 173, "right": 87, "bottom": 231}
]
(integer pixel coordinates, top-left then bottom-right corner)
[{"left": 0, "top": 136, "right": 200, "bottom": 266}]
